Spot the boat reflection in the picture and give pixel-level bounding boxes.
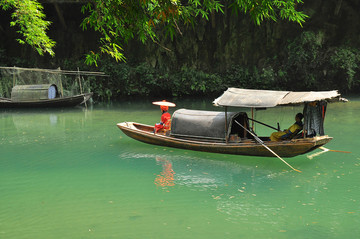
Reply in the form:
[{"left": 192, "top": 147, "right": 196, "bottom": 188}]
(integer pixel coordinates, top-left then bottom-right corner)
[
  {"left": 154, "top": 156, "right": 175, "bottom": 187},
  {"left": 119, "top": 151, "right": 297, "bottom": 224},
  {"left": 0, "top": 108, "right": 93, "bottom": 146},
  {"left": 119, "top": 151, "right": 281, "bottom": 190}
]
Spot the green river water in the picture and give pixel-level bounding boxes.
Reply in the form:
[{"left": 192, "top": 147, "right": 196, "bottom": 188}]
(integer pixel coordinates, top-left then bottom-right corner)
[{"left": 0, "top": 98, "right": 359, "bottom": 239}]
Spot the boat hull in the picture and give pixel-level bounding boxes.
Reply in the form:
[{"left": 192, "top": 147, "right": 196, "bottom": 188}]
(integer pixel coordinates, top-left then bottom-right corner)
[
  {"left": 0, "top": 93, "right": 92, "bottom": 108},
  {"left": 117, "top": 122, "right": 333, "bottom": 157}
]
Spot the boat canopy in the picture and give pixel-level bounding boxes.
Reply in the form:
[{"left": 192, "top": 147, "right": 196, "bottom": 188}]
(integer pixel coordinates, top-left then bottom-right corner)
[
  {"left": 170, "top": 109, "right": 250, "bottom": 141},
  {"left": 213, "top": 88, "right": 346, "bottom": 108},
  {"left": 11, "top": 84, "right": 59, "bottom": 101}
]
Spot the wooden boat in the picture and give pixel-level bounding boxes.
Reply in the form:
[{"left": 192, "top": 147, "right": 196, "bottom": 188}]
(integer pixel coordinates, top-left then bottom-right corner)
[
  {"left": 0, "top": 66, "right": 106, "bottom": 108},
  {"left": 117, "top": 88, "right": 347, "bottom": 158},
  {"left": 0, "top": 92, "right": 92, "bottom": 108},
  {"left": 117, "top": 122, "right": 332, "bottom": 157}
]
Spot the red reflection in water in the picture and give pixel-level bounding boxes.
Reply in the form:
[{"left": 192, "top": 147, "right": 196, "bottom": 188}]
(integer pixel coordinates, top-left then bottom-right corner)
[{"left": 154, "top": 157, "right": 175, "bottom": 187}]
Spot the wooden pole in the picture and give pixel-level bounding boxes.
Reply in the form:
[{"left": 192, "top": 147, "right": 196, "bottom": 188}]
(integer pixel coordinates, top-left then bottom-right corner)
[
  {"left": 251, "top": 108, "right": 254, "bottom": 131},
  {"left": 248, "top": 118, "right": 279, "bottom": 131},
  {"left": 225, "top": 106, "right": 228, "bottom": 143},
  {"left": 319, "top": 147, "right": 351, "bottom": 153},
  {"left": 234, "top": 120, "right": 301, "bottom": 173},
  {"left": 12, "top": 66, "right": 16, "bottom": 87},
  {"left": 77, "top": 67, "right": 87, "bottom": 109},
  {"left": 57, "top": 67, "right": 64, "bottom": 97},
  {"left": 0, "top": 66, "right": 108, "bottom": 77},
  {"left": 307, "top": 147, "right": 351, "bottom": 160},
  {"left": 77, "top": 68, "right": 83, "bottom": 95}
]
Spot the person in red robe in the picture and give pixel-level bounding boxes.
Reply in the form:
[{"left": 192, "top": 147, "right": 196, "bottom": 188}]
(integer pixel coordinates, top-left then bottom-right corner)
[{"left": 154, "top": 105, "right": 171, "bottom": 133}]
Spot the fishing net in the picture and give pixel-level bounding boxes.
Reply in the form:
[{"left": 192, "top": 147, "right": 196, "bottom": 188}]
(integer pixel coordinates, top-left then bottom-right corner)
[{"left": 0, "top": 67, "right": 93, "bottom": 98}]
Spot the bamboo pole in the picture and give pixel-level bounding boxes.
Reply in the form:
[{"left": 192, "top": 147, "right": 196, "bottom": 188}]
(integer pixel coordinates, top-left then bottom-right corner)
[
  {"left": 12, "top": 66, "right": 16, "bottom": 87},
  {"left": 77, "top": 68, "right": 87, "bottom": 109},
  {"left": 248, "top": 118, "right": 279, "bottom": 131},
  {"left": 234, "top": 120, "right": 301, "bottom": 173},
  {"left": 251, "top": 108, "right": 254, "bottom": 131},
  {"left": 57, "top": 67, "right": 64, "bottom": 97},
  {"left": 225, "top": 106, "right": 228, "bottom": 143},
  {"left": 0, "top": 66, "right": 108, "bottom": 77}
]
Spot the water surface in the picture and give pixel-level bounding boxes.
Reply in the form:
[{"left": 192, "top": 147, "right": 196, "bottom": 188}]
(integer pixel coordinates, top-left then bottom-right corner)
[{"left": 0, "top": 98, "right": 359, "bottom": 238}]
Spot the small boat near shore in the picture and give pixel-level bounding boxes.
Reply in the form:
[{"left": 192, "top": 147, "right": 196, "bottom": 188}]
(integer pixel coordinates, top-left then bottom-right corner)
[
  {"left": 0, "top": 66, "right": 106, "bottom": 108},
  {"left": 117, "top": 88, "right": 347, "bottom": 159},
  {"left": 0, "top": 92, "right": 93, "bottom": 108}
]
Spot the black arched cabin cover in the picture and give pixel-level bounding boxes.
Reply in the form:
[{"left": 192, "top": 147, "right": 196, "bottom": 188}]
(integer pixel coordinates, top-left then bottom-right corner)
[{"left": 170, "top": 109, "right": 251, "bottom": 141}]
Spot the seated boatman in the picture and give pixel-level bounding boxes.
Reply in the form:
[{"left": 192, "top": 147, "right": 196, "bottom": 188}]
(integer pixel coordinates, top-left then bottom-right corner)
[
  {"left": 154, "top": 104, "right": 171, "bottom": 133},
  {"left": 270, "top": 113, "right": 304, "bottom": 141}
]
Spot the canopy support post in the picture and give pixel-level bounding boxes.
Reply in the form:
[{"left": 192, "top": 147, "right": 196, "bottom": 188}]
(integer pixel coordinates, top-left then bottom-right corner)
[
  {"left": 251, "top": 108, "right": 254, "bottom": 131},
  {"left": 225, "top": 106, "right": 228, "bottom": 143},
  {"left": 12, "top": 66, "right": 16, "bottom": 87},
  {"left": 77, "top": 67, "right": 87, "bottom": 109},
  {"left": 57, "top": 67, "right": 64, "bottom": 98}
]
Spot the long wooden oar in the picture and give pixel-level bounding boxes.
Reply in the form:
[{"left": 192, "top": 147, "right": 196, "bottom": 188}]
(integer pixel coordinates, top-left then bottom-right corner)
[
  {"left": 319, "top": 147, "right": 351, "bottom": 153},
  {"left": 307, "top": 148, "right": 328, "bottom": 159},
  {"left": 234, "top": 120, "right": 301, "bottom": 173},
  {"left": 247, "top": 118, "right": 280, "bottom": 131},
  {"left": 307, "top": 147, "right": 351, "bottom": 159}
]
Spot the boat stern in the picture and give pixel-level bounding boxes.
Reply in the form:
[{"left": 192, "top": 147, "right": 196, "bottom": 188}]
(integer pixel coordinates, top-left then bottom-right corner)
[{"left": 313, "top": 135, "right": 333, "bottom": 147}]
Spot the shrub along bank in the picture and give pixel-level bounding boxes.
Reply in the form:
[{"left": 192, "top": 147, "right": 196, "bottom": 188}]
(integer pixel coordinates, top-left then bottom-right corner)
[
  {"left": 88, "top": 31, "right": 360, "bottom": 101},
  {"left": 1, "top": 31, "right": 359, "bottom": 102}
]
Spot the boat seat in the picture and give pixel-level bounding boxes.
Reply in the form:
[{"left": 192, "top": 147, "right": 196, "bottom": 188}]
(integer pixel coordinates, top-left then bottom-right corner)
[
  {"left": 155, "top": 129, "right": 170, "bottom": 136},
  {"left": 155, "top": 119, "right": 171, "bottom": 135}
]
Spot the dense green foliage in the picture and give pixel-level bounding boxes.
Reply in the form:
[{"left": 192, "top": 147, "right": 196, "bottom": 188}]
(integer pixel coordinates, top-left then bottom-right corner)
[
  {"left": 282, "top": 31, "right": 360, "bottom": 91},
  {"left": 84, "top": 31, "right": 358, "bottom": 101},
  {"left": 1, "top": 1, "right": 359, "bottom": 100},
  {"left": 0, "top": 0, "right": 308, "bottom": 65},
  {"left": 57, "top": 33, "right": 352, "bottom": 102},
  {"left": 0, "top": 0, "right": 55, "bottom": 56},
  {"left": 1, "top": 31, "right": 358, "bottom": 102},
  {"left": 81, "top": 0, "right": 308, "bottom": 65}
]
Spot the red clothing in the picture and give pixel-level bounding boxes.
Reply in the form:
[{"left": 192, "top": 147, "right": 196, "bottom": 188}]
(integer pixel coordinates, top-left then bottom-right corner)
[
  {"left": 161, "top": 112, "right": 171, "bottom": 126},
  {"left": 155, "top": 112, "right": 171, "bottom": 133}
]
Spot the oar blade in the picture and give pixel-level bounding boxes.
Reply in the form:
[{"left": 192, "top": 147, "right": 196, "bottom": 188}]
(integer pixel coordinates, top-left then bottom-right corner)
[{"left": 319, "top": 147, "right": 351, "bottom": 153}]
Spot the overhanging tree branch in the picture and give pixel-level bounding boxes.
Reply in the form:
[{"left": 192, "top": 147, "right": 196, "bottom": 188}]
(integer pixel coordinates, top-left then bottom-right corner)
[
  {"left": 0, "top": 0, "right": 308, "bottom": 64},
  {"left": 0, "top": 0, "right": 56, "bottom": 56}
]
